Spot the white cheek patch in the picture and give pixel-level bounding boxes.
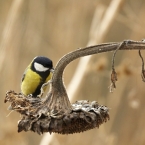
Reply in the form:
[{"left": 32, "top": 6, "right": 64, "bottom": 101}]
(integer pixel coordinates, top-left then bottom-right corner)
[{"left": 34, "top": 62, "right": 49, "bottom": 72}]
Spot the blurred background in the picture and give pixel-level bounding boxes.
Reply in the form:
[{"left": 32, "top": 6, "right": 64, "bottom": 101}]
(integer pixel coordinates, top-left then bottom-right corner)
[{"left": 0, "top": 0, "right": 145, "bottom": 145}]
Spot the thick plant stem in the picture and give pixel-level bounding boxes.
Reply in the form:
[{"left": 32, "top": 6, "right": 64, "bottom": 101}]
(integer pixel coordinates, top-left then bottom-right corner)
[{"left": 44, "top": 40, "right": 145, "bottom": 113}]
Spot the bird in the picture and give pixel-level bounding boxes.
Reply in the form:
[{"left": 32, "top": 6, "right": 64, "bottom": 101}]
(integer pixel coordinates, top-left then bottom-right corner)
[{"left": 21, "top": 56, "right": 54, "bottom": 97}]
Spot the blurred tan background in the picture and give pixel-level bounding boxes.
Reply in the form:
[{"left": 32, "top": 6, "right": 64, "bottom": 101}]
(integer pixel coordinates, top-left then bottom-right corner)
[{"left": 1, "top": 0, "right": 145, "bottom": 145}]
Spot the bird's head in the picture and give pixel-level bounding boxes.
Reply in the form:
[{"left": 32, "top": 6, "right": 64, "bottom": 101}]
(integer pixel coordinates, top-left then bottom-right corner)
[{"left": 31, "top": 56, "right": 54, "bottom": 74}]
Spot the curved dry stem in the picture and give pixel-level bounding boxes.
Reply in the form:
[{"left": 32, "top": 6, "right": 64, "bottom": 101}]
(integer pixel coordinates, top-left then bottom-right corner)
[
  {"left": 43, "top": 40, "right": 145, "bottom": 114},
  {"left": 47, "top": 40, "right": 145, "bottom": 98},
  {"left": 52, "top": 40, "right": 145, "bottom": 86}
]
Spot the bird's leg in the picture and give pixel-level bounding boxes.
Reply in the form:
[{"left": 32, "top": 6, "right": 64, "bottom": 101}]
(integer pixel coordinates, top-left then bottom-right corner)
[{"left": 37, "top": 80, "right": 52, "bottom": 98}]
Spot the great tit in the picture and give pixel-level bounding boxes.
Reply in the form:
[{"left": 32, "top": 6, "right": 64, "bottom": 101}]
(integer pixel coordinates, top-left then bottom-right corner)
[{"left": 21, "top": 56, "right": 54, "bottom": 97}]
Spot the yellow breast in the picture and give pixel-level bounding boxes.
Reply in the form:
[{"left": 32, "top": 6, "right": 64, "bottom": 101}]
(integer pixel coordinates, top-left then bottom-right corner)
[{"left": 21, "top": 69, "right": 41, "bottom": 96}]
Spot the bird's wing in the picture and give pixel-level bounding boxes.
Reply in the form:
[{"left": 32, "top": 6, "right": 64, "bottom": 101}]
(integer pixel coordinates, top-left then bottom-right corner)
[
  {"left": 21, "top": 73, "right": 26, "bottom": 82},
  {"left": 21, "top": 64, "right": 30, "bottom": 82}
]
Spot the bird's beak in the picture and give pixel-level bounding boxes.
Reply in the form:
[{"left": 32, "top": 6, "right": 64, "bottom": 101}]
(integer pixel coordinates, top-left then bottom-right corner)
[{"left": 50, "top": 68, "right": 54, "bottom": 73}]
